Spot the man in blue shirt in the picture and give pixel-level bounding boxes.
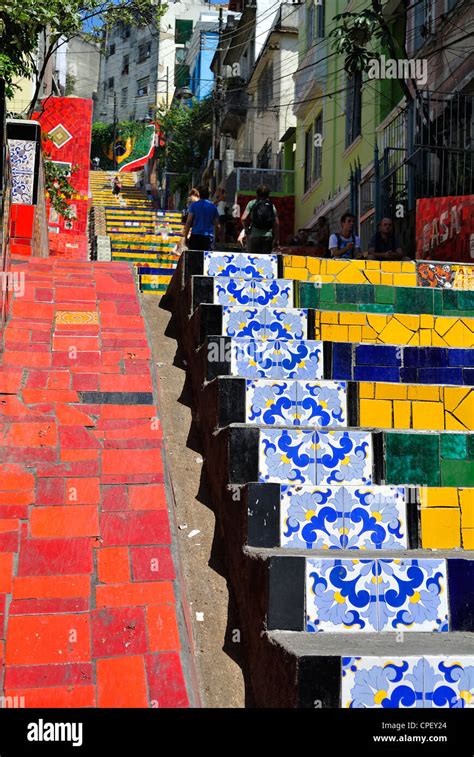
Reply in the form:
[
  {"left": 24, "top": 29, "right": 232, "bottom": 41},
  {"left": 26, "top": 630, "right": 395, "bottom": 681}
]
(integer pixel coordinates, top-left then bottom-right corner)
[{"left": 182, "top": 185, "right": 219, "bottom": 250}]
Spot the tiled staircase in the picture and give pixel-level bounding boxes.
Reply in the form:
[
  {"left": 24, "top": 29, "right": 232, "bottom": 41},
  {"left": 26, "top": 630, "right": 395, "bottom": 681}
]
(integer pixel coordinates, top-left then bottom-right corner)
[
  {"left": 168, "top": 249, "right": 474, "bottom": 708},
  {"left": 89, "top": 171, "right": 181, "bottom": 293}
]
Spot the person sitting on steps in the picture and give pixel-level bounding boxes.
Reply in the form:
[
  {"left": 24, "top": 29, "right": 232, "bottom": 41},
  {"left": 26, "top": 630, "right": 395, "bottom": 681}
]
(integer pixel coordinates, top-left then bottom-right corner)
[{"left": 329, "top": 212, "right": 362, "bottom": 259}]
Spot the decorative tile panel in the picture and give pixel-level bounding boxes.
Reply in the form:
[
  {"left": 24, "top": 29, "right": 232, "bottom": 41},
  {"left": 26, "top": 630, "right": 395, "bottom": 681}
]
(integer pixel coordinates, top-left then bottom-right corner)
[
  {"left": 259, "top": 428, "right": 316, "bottom": 485},
  {"left": 315, "top": 430, "right": 373, "bottom": 486},
  {"left": 246, "top": 379, "right": 298, "bottom": 426},
  {"left": 296, "top": 381, "right": 347, "bottom": 428},
  {"left": 222, "top": 307, "right": 308, "bottom": 341},
  {"left": 230, "top": 338, "right": 324, "bottom": 379},
  {"left": 204, "top": 252, "right": 278, "bottom": 279},
  {"left": 8, "top": 139, "right": 36, "bottom": 205}
]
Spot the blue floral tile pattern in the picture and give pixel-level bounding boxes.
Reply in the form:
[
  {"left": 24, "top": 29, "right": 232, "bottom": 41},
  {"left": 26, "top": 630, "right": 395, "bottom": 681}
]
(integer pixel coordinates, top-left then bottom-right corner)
[
  {"left": 376, "top": 559, "right": 449, "bottom": 633},
  {"left": 222, "top": 306, "right": 266, "bottom": 339},
  {"left": 259, "top": 428, "right": 316, "bottom": 485},
  {"left": 424, "top": 657, "right": 474, "bottom": 708},
  {"left": 263, "top": 307, "right": 307, "bottom": 341},
  {"left": 315, "top": 430, "right": 373, "bottom": 486},
  {"left": 280, "top": 485, "right": 345, "bottom": 549},
  {"left": 214, "top": 278, "right": 293, "bottom": 308},
  {"left": 204, "top": 252, "right": 278, "bottom": 279},
  {"left": 279, "top": 485, "right": 407, "bottom": 550},
  {"left": 296, "top": 381, "right": 347, "bottom": 427},
  {"left": 306, "top": 558, "right": 378, "bottom": 633},
  {"left": 214, "top": 277, "right": 253, "bottom": 306},
  {"left": 230, "top": 339, "right": 324, "bottom": 379},
  {"left": 8, "top": 139, "right": 36, "bottom": 205},
  {"left": 343, "top": 486, "right": 407, "bottom": 550},
  {"left": 341, "top": 657, "right": 474, "bottom": 708},
  {"left": 341, "top": 657, "right": 423, "bottom": 708},
  {"left": 306, "top": 558, "right": 447, "bottom": 633},
  {"left": 246, "top": 380, "right": 298, "bottom": 426}
]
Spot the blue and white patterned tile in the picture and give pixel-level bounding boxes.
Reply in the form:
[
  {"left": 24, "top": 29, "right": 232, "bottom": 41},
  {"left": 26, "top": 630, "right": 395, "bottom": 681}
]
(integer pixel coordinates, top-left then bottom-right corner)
[
  {"left": 246, "top": 380, "right": 297, "bottom": 426},
  {"left": 8, "top": 139, "right": 36, "bottom": 205},
  {"left": 296, "top": 381, "right": 347, "bottom": 428},
  {"left": 222, "top": 306, "right": 266, "bottom": 339},
  {"left": 280, "top": 485, "right": 345, "bottom": 549},
  {"left": 341, "top": 657, "right": 424, "bottom": 708},
  {"left": 251, "top": 279, "right": 294, "bottom": 308},
  {"left": 343, "top": 486, "right": 407, "bottom": 550},
  {"left": 376, "top": 559, "right": 449, "bottom": 633},
  {"left": 214, "top": 277, "right": 253, "bottom": 306},
  {"left": 230, "top": 339, "right": 324, "bottom": 379},
  {"left": 259, "top": 428, "right": 316, "bottom": 485},
  {"left": 306, "top": 558, "right": 378, "bottom": 633},
  {"left": 315, "top": 430, "right": 373, "bottom": 486},
  {"left": 424, "top": 657, "right": 474, "bottom": 708},
  {"left": 204, "top": 252, "right": 240, "bottom": 277},
  {"left": 239, "top": 253, "right": 278, "bottom": 280},
  {"left": 263, "top": 307, "right": 307, "bottom": 341}
]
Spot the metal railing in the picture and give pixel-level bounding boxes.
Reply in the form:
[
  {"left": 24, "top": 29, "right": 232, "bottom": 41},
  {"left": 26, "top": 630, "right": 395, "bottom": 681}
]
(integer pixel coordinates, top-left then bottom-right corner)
[{"left": 236, "top": 166, "right": 295, "bottom": 194}]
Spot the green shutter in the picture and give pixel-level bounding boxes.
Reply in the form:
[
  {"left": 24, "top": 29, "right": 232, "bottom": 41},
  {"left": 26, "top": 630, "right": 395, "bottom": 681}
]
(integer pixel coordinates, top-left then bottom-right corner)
[{"left": 175, "top": 19, "right": 193, "bottom": 45}]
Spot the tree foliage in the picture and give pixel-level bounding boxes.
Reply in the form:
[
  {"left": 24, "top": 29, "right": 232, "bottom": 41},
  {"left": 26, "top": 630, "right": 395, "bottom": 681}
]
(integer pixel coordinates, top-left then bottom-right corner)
[{"left": 0, "top": 0, "right": 166, "bottom": 111}]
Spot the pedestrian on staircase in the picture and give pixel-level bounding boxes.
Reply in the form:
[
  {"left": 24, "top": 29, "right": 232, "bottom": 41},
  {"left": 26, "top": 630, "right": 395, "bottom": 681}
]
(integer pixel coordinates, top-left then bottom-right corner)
[
  {"left": 182, "top": 185, "right": 219, "bottom": 251},
  {"left": 112, "top": 176, "right": 122, "bottom": 197},
  {"left": 240, "top": 184, "right": 280, "bottom": 253}
]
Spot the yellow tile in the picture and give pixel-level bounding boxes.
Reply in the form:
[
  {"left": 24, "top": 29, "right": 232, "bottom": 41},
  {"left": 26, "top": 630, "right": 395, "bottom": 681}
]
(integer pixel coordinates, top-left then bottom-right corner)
[
  {"left": 349, "top": 325, "right": 362, "bottom": 342},
  {"left": 376, "top": 383, "right": 407, "bottom": 400},
  {"left": 359, "top": 382, "right": 374, "bottom": 399},
  {"left": 394, "top": 273, "right": 417, "bottom": 286},
  {"left": 420, "top": 315, "right": 434, "bottom": 328},
  {"left": 284, "top": 267, "right": 308, "bottom": 281},
  {"left": 452, "top": 391, "right": 474, "bottom": 431},
  {"left": 434, "top": 316, "right": 459, "bottom": 336},
  {"left": 412, "top": 401, "right": 445, "bottom": 430},
  {"left": 335, "top": 266, "right": 367, "bottom": 284},
  {"left": 367, "top": 313, "right": 386, "bottom": 331},
  {"left": 365, "top": 261, "right": 380, "bottom": 269},
  {"left": 339, "top": 312, "right": 367, "bottom": 326},
  {"left": 359, "top": 399, "right": 392, "bottom": 428},
  {"left": 462, "top": 529, "right": 474, "bottom": 549},
  {"left": 407, "top": 331, "right": 420, "bottom": 346},
  {"left": 400, "top": 262, "right": 416, "bottom": 273},
  {"left": 320, "top": 311, "right": 339, "bottom": 324},
  {"left": 282, "top": 255, "right": 294, "bottom": 269},
  {"left": 460, "top": 489, "right": 474, "bottom": 528},
  {"left": 442, "top": 319, "right": 474, "bottom": 348},
  {"left": 421, "top": 508, "right": 461, "bottom": 549},
  {"left": 362, "top": 325, "right": 379, "bottom": 339},
  {"left": 444, "top": 387, "right": 470, "bottom": 412},
  {"left": 420, "top": 487, "right": 459, "bottom": 508},
  {"left": 393, "top": 400, "right": 411, "bottom": 428},
  {"left": 326, "top": 259, "right": 347, "bottom": 274},
  {"left": 307, "top": 258, "right": 323, "bottom": 275},
  {"left": 380, "top": 261, "right": 402, "bottom": 272},
  {"left": 445, "top": 412, "right": 469, "bottom": 431},
  {"left": 377, "top": 318, "right": 414, "bottom": 345},
  {"left": 321, "top": 324, "right": 348, "bottom": 341},
  {"left": 407, "top": 386, "right": 441, "bottom": 401},
  {"left": 396, "top": 314, "right": 420, "bottom": 331},
  {"left": 364, "top": 270, "right": 381, "bottom": 285},
  {"left": 291, "top": 256, "right": 307, "bottom": 268},
  {"left": 380, "top": 273, "right": 394, "bottom": 285},
  {"left": 430, "top": 330, "right": 448, "bottom": 347}
]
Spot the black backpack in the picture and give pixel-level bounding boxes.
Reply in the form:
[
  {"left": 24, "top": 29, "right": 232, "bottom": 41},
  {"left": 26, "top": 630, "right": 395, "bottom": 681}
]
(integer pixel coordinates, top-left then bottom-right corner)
[{"left": 251, "top": 199, "right": 275, "bottom": 231}]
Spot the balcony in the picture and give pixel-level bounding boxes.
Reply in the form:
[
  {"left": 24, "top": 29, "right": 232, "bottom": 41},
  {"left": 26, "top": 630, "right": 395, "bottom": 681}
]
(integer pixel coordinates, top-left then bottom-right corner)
[
  {"left": 293, "top": 39, "right": 329, "bottom": 116},
  {"left": 220, "top": 78, "right": 249, "bottom": 138}
]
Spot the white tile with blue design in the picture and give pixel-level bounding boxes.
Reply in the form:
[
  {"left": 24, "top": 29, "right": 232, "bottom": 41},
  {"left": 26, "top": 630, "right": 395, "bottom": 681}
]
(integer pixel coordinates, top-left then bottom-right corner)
[
  {"left": 204, "top": 252, "right": 278, "bottom": 279},
  {"left": 222, "top": 306, "right": 308, "bottom": 341},
  {"left": 230, "top": 338, "right": 324, "bottom": 379},
  {"left": 214, "top": 278, "right": 293, "bottom": 308},
  {"left": 245, "top": 379, "right": 347, "bottom": 428}
]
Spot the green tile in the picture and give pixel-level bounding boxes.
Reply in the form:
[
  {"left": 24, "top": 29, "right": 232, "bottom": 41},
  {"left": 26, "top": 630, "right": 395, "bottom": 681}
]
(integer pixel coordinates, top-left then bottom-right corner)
[
  {"left": 441, "top": 289, "right": 459, "bottom": 311},
  {"left": 298, "top": 282, "right": 319, "bottom": 308},
  {"left": 361, "top": 303, "right": 395, "bottom": 314},
  {"left": 337, "top": 284, "right": 374, "bottom": 304},
  {"left": 327, "top": 303, "right": 353, "bottom": 311},
  {"left": 441, "top": 459, "right": 474, "bottom": 487},
  {"left": 319, "top": 284, "right": 336, "bottom": 303},
  {"left": 384, "top": 432, "right": 440, "bottom": 486},
  {"left": 468, "top": 434, "right": 474, "bottom": 460},
  {"left": 458, "top": 290, "right": 474, "bottom": 311},
  {"left": 395, "top": 287, "right": 433, "bottom": 314},
  {"left": 375, "top": 285, "right": 396, "bottom": 304},
  {"left": 433, "top": 289, "right": 444, "bottom": 316},
  {"left": 440, "top": 433, "right": 467, "bottom": 459}
]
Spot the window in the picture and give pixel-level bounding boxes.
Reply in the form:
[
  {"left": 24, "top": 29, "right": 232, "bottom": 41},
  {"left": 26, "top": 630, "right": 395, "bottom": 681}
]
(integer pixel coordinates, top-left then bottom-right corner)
[
  {"left": 316, "top": 1, "right": 325, "bottom": 38},
  {"left": 257, "top": 62, "right": 273, "bottom": 112},
  {"left": 138, "top": 42, "right": 151, "bottom": 63},
  {"left": 174, "top": 63, "right": 190, "bottom": 88},
  {"left": 107, "top": 77, "right": 114, "bottom": 90},
  {"left": 304, "top": 128, "right": 312, "bottom": 192},
  {"left": 122, "top": 55, "right": 129, "bottom": 75},
  {"left": 175, "top": 19, "right": 193, "bottom": 45},
  {"left": 137, "top": 77, "right": 149, "bottom": 96},
  {"left": 306, "top": 3, "right": 315, "bottom": 50},
  {"left": 414, "top": 0, "right": 435, "bottom": 51},
  {"left": 121, "top": 87, "right": 128, "bottom": 107},
  {"left": 108, "top": 43, "right": 116, "bottom": 56},
  {"left": 345, "top": 72, "right": 362, "bottom": 148},
  {"left": 123, "top": 24, "right": 130, "bottom": 39},
  {"left": 313, "top": 112, "right": 323, "bottom": 181}
]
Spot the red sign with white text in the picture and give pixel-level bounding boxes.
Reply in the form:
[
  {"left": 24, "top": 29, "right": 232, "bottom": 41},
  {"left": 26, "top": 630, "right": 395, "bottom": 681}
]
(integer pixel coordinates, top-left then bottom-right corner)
[{"left": 416, "top": 195, "right": 474, "bottom": 262}]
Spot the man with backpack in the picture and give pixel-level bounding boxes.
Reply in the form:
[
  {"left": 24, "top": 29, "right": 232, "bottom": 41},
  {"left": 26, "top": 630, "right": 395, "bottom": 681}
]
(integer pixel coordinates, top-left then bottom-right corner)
[
  {"left": 241, "top": 184, "right": 279, "bottom": 254},
  {"left": 329, "top": 212, "right": 362, "bottom": 259}
]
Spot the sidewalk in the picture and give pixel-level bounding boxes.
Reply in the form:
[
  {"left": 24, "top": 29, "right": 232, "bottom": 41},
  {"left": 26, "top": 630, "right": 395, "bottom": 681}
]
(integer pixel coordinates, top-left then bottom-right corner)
[{"left": 0, "top": 258, "right": 195, "bottom": 707}]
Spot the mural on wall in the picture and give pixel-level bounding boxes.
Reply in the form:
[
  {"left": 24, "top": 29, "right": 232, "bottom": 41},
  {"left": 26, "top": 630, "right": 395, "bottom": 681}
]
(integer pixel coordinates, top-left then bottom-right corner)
[
  {"left": 93, "top": 124, "right": 156, "bottom": 172},
  {"left": 416, "top": 195, "right": 474, "bottom": 262}
]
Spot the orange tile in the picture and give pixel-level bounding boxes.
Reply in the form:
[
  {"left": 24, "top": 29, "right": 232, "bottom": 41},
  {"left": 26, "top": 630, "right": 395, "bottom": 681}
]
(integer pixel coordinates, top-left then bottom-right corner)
[
  {"left": 128, "top": 484, "right": 167, "bottom": 511},
  {"left": 0, "top": 553, "right": 14, "bottom": 593},
  {"left": 97, "top": 655, "right": 148, "bottom": 707},
  {"left": 30, "top": 506, "right": 99, "bottom": 538},
  {"left": 97, "top": 547, "right": 130, "bottom": 584},
  {"left": 6, "top": 614, "right": 91, "bottom": 665},
  {"left": 6, "top": 686, "right": 96, "bottom": 708},
  {"left": 65, "top": 478, "right": 100, "bottom": 505},
  {"left": 12, "top": 574, "right": 90, "bottom": 600},
  {"left": 147, "top": 605, "right": 181, "bottom": 652},
  {"left": 0, "top": 519, "right": 19, "bottom": 533},
  {"left": 96, "top": 581, "right": 174, "bottom": 608}
]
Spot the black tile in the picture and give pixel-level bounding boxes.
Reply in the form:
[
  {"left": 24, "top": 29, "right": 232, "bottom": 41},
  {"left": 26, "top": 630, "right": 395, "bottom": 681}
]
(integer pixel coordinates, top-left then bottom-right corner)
[
  {"left": 372, "top": 431, "right": 384, "bottom": 484},
  {"left": 347, "top": 381, "right": 359, "bottom": 427},
  {"left": 198, "top": 304, "right": 223, "bottom": 345},
  {"left": 78, "top": 391, "right": 154, "bottom": 405},
  {"left": 267, "top": 556, "right": 305, "bottom": 631},
  {"left": 406, "top": 487, "right": 420, "bottom": 549},
  {"left": 228, "top": 426, "right": 260, "bottom": 484},
  {"left": 191, "top": 276, "right": 214, "bottom": 311},
  {"left": 447, "top": 559, "right": 474, "bottom": 632},
  {"left": 184, "top": 250, "right": 204, "bottom": 279},
  {"left": 323, "top": 341, "right": 333, "bottom": 380},
  {"left": 218, "top": 378, "right": 246, "bottom": 426},
  {"left": 298, "top": 656, "right": 342, "bottom": 709},
  {"left": 205, "top": 337, "right": 232, "bottom": 380},
  {"left": 307, "top": 309, "right": 316, "bottom": 340},
  {"left": 246, "top": 483, "right": 280, "bottom": 547}
]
